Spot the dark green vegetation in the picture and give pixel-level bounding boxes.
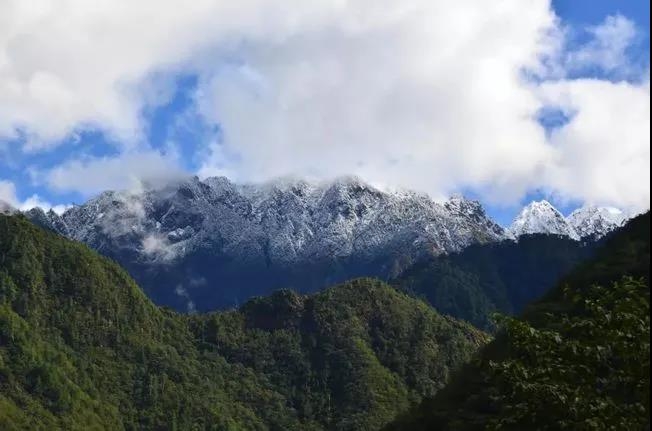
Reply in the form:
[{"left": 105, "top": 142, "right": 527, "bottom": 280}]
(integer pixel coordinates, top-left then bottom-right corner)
[
  {"left": 393, "top": 234, "right": 596, "bottom": 330},
  {"left": 386, "top": 212, "right": 650, "bottom": 430},
  {"left": 0, "top": 214, "right": 486, "bottom": 431}
]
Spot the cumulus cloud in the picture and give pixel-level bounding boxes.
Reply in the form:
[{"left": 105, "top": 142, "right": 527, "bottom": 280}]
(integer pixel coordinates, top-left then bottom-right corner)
[
  {"left": 194, "top": 0, "right": 558, "bottom": 202},
  {"left": 538, "top": 78, "right": 650, "bottom": 211},
  {"left": 0, "top": 1, "right": 649, "bottom": 210},
  {"left": 43, "top": 151, "right": 186, "bottom": 196}
]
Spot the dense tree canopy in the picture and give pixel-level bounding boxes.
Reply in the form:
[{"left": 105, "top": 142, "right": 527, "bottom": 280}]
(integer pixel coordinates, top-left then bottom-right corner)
[
  {"left": 0, "top": 214, "right": 486, "bottom": 430},
  {"left": 393, "top": 234, "right": 596, "bottom": 330},
  {"left": 386, "top": 212, "right": 650, "bottom": 430}
]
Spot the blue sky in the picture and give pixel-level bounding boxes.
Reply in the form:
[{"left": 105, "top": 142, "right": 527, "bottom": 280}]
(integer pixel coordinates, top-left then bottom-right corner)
[{"left": 0, "top": 0, "right": 649, "bottom": 226}]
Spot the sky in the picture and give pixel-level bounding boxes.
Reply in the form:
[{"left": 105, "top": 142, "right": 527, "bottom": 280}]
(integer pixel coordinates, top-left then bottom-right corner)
[{"left": 0, "top": 0, "right": 649, "bottom": 226}]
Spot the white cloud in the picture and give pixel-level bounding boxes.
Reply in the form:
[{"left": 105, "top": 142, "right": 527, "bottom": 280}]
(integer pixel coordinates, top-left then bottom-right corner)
[
  {"left": 0, "top": 2, "right": 649, "bottom": 210},
  {"left": 194, "top": 0, "right": 558, "bottom": 203},
  {"left": 0, "top": 179, "right": 68, "bottom": 213},
  {"left": 538, "top": 78, "right": 650, "bottom": 211},
  {"left": 0, "top": 181, "right": 17, "bottom": 208},
  {"left": 142, "top": 234, "right": 176, "bottom": 261},
  {"left": 565, "top": 15, "right": 639, "bottom": 76},
  {"left": 43, "top": 151, "right": 186, "bottom": 196}
]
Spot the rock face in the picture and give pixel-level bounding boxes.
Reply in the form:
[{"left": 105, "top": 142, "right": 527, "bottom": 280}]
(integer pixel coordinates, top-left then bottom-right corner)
[{"left": 26, "top": 176, "right": 509, "bottom": 311}]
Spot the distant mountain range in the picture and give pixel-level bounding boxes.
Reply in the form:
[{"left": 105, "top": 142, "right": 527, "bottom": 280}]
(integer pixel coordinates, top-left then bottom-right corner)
[
  {"left": 508, "top": 200, "right": 630, "bottom": 240},
  {"left": 5, "top": 176, "right": 633, "bottom": 311}
]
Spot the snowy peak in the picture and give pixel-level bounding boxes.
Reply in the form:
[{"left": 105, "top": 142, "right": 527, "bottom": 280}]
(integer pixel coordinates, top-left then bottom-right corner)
[
  {"left": 509, "top": 200, "right": 632, "bottom": 240},
  {"left": 25, "top": 176, "right": 511, "bottom": 267},
  {"left": 509, "top": 200, "right": 579, "bottom": 240},
  {"left": 567, "top": 206, "right": 628, "bottom": 239}
]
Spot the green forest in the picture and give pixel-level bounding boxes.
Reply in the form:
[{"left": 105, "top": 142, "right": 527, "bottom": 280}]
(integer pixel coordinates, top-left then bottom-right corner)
[
  {"left": 0, "top": 214, "right": 485, "bottom": 430},
  {"left": 392, "top": 234, "right": 596, "bottom": 329},
  {"left": 386, "top": 212, "right": 650, "bottom": 430},
  {"left": 0, "top": 212, "right": 649, "bottom": 430}
]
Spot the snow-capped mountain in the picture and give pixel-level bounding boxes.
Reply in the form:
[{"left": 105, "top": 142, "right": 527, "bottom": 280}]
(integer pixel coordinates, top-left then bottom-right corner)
[
  {"left": 23, "top": 177, "right": 631, "bottom": 311},
  {"left": 31, "top": 176, "right": 508, "bottom": 263},
  {"left": 508, "top": 200, "right": 630, "bottom": 240},
  {"left": 26, "top": 176, "right": 509, "bottom": 311},
  {"left": 509, "top": 200, "right": 580, "bottom": 240},
  {"left": 567, "top": 206, "right": 629, "bottom": 239}
]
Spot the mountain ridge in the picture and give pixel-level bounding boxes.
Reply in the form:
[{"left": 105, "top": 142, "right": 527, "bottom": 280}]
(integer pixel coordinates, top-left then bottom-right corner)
[
  {"left": 24, "top": 176, "right": 509, "bottom": 310},
  {"left": 21, "top": 177, "right": 633, "bottom": 311}
]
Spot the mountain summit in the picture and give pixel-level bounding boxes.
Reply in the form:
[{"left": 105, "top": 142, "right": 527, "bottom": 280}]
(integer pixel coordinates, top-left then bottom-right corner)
[
  {"left": 509, "top": 200, "right": 580, "bottom": 240},
  {"left": 508, "top": 200, "right": 630, "bottom": 240}
]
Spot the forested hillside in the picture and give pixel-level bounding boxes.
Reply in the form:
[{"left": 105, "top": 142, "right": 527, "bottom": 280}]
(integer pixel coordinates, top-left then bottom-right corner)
[
  {"left": 386, "top": 212, "right": 650, "bottom": 430},
  {"left": 393, "top": 234, "right": 596, "bottom": 329},
  {"left": 0, "top": 214, "right": 486, "bottom": 431}
]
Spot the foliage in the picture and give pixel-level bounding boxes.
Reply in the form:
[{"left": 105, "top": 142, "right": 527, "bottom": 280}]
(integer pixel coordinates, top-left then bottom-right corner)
[
  {"left": 0, "top": 214, "right": 486, "bottom": 430},
  {"left": 487, "top": 277, "right": 649, "bottom": 430},
  {"left": 386, "top": 212, "right": 650, "bottom": 430},
  {"left": 393, "top": 234, "right": 595, "bottom": 329}
]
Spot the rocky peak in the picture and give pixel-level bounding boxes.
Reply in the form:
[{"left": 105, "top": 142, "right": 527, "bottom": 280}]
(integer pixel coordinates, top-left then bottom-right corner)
[
  {"left": 567, "top": 206, "right": 628, "bottom": 239},
  {"left": 509, "top": 200, "right": 579, "bottom": 240}
]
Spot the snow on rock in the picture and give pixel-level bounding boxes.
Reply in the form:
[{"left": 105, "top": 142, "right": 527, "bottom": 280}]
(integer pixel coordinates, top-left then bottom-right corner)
[
  {"left": 508, "top": 200, "right": 580, "bottom": 240},
  {"left": 27, "top": 176, "right": 510, "bottom": 266},
  {"left": 25, "top": 178, "right": 634, "bottom": 259},
  {"left": 567, "top": 206, "right": 629, "bottom": 239}
]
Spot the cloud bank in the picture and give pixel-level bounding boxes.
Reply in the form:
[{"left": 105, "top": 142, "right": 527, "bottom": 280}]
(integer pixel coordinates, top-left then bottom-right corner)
[{"left": 0, "top": 1, "right": 649, "bottom": 211}]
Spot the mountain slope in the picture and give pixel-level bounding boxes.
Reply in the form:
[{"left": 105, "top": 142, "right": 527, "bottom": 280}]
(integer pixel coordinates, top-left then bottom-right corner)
[
  {"left": 385, "top": 212, "right": 650, "bottom": 430},
  {"left": 25, "top": 176, "right": 509, "bottom": 312},
  {"left": 0, "top": 214, "right": 486, "bottom": 430},
  {"left": 392, "top": 233, "right": 597, "bottom": 329}
]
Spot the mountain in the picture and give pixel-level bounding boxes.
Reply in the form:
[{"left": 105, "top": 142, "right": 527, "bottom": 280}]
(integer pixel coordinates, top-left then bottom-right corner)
[
  {"left": 25, "top": 176, "right": 509, "bottom": 311},
  {"left": 392, "top": 233, "right": 597, "bottom": 330},
  {"left": 508, "top": 200, "right": 579, "bottom": 240},
  {"left": 567, "top": 206, "right": 629, "bottom": 239},
  {"left": 386, "top": 212, "right": 650, "bottom": 430},
  {"left": 23, "top": 176, "right": 632, "bottom": 313},
  {"left": 0, "top": 213, "right": 487, "bottom": 430},
  {"left": 508, "top": 200, "right": 631, "bottom": 240}
]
